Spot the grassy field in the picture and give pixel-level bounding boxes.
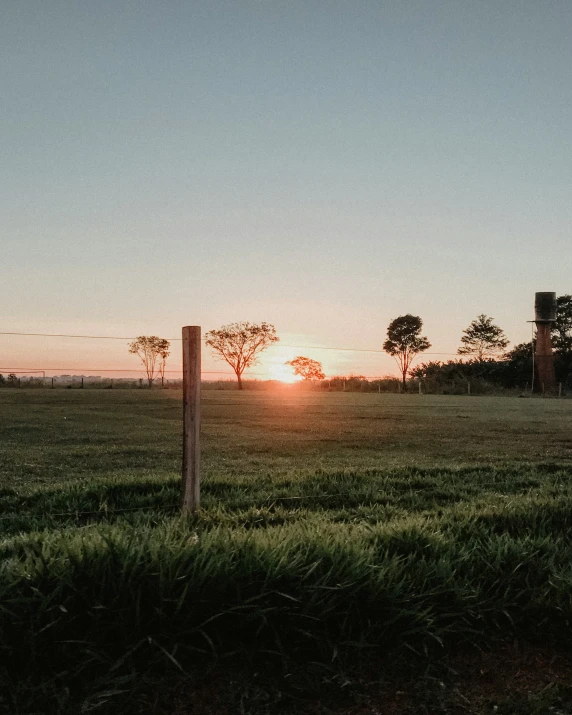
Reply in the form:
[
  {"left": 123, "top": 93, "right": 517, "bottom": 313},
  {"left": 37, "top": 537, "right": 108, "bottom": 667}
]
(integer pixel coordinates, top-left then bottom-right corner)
[{"left": 1, "top": 389, "right": 572, "bottom": 714}]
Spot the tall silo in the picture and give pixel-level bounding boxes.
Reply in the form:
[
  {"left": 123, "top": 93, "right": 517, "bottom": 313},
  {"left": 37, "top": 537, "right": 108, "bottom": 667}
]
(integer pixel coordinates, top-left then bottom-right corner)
[{"left": 534, "top": 292, "right": 557, "bottom": 392}]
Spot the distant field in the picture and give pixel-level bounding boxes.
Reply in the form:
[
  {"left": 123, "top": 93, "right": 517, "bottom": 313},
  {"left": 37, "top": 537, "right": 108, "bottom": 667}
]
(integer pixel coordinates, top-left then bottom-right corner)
[
  {"left": 1, "top": 390, "right": 572, "bottom": 714},
  {"left": 2, "top": 390, "right": 572, "bottom": 491}
]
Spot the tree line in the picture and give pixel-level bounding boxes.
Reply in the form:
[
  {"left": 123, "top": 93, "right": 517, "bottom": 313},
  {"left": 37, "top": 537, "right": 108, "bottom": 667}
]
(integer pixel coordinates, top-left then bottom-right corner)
[
  {"left": 411, "top": 296, "right": 572, "bottom": 392},
  {"left": 125, "top": 296, "right": 572, "bottom": 391},
  {"left": 0, "top": 373, "right": 19, "bottom": 387}
]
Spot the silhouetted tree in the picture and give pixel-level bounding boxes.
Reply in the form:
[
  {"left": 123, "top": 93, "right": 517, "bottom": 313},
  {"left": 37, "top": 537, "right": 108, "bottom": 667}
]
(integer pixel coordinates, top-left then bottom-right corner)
[
  {"left": 499, "top": 343, "right": 533, "bottom": 387},
  {"left": 157, "top": 341, "right": 170, "bottom": 386},
  {"left": 205, "top": 322, "right": 279, "bottom": 390},
  {"left": 458, "top": 314, "right": 509, "bottom": 360},
  {"left": 128, "top": 336, "right": 170, "bottom": 387},
  {"left": 553, "top": 295, "right": 572, "bottom": 354},
  {"left": 383, "top": 314, "right": 431, "bottom": 390},
  {"left": 286, "top": 356, "right": 325, "bottom": 381}
]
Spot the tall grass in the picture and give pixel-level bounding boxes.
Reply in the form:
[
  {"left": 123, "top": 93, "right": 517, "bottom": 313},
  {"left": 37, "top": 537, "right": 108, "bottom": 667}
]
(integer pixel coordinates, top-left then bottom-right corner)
[
  {"left": 2, "top": 392, "right": 572, "bottom": 712},
  {"left": 2, "top": 465, "right": 572, "bottom": 713}
]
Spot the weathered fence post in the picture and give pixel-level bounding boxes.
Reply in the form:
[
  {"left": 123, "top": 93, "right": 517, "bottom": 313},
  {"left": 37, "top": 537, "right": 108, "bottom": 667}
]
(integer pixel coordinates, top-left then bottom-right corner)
[{"left": 182, "top": 326, "right": 201, "bottom": 514}]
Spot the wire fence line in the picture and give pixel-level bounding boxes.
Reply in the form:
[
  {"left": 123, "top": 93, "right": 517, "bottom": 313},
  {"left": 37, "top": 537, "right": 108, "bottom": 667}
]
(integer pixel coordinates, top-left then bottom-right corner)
[
  {"left": 0, "top": 330, "right": 460, "bottom": 355},
  {"left": 0, "top": 368, "right": 408, "bottom": 379},
  {"left": 0, "top": 329, "right": 439, "bottom": 383},
  {"left": 1, "top": 330, "right": 565, "bottom": 518},
  {"left": 0, "top": 329, "right": 557, "bottom": 395},
  {"left": 0, "top": 331, "right": 455, "bottom": 386},
  {"left": 0, "top": 367, "right": 266, "bottom": 377}
]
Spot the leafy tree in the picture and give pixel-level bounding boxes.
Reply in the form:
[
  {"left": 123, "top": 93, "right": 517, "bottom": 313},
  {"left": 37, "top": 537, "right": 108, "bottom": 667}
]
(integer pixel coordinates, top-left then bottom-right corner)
[
  {"left": 383, "top": 314, "right": 431, "bottom": 390},
  {"left": 502, "top": 342, "right": 534, "bottom": 387},
  {"left": 458, "top": 314, "right": 509, "bottom": 360},
  {"left": 552, "top": 295, "right": 572, "bottom": 354},
  {"left": 7, "top": 373, "right": 18, "bottom": 387},
  {"left": 205, "top": 322, "right": 279, "bottom": 390},
  {"left": 0, "top": 374, "right": 4, "bottom": 386},
  {"left": 286, "top": 356, "right": 325, "bottom": 381},
  {"left": 128, "top": 336, "right": 170, "bottom": 387}
]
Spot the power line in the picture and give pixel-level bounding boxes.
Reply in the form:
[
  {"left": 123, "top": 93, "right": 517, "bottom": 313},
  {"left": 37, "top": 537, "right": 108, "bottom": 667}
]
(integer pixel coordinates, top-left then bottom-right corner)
[
  {"left": 281, "top": 344, "right": 458, "bottom": 356},
  {"left": 0, "top": 331, "right": 152, "bottom": 340},
  {"left": 0, "top": 331, "right": 460, "bottom": 356}
]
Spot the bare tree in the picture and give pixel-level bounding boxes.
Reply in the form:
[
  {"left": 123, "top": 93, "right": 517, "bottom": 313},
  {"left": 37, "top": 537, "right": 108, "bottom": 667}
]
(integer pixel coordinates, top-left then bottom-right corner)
[
  {"left": 157, "top": 341, "right": 170, "bottom": 387},
  {"left": 128, "top": 336, "right": 170, "bottom": 387},
  {"left": 383, "top": 314, "right": 431, "bottom": 390},
  {"left": 205, "top": 322, "right": 279, "bottom": 389}
]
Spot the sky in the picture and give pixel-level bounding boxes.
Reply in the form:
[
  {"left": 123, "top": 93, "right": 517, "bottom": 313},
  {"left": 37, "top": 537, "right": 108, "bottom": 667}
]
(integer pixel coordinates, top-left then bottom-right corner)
[{"left": 1, "top": 1, "right": 571, "bottom": 380}]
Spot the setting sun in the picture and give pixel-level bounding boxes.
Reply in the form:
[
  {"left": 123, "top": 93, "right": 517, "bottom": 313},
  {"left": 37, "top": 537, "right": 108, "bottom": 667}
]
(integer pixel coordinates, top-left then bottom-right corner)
[{"left": 267, "top": 363, "right": 302, "bottom": 383}]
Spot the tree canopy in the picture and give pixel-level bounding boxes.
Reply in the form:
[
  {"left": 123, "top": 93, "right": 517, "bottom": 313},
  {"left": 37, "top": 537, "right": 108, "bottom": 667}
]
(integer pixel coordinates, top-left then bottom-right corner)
[
  {"left": 383, "top": 314, "right": 431, "bottom": 389},
  {"left": 553, "top": 295, "right": 572, "bottom": 354},
  {"left": 205, "top": 322, "right": 279, "bottom": 389},
  {"left": 128, "top": 336, "right": 170, "bottom": 387},
  {"left": 458, "top": 314, "right": 509, "bottom": 360},
  {"left": 286, "top": 356, "right": 325, "bottom": 381}
]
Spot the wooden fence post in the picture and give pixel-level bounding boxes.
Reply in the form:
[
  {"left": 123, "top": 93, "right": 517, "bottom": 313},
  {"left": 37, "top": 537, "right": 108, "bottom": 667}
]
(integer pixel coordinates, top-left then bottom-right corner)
[{"left": 182, "top": 326, "right": 201, "bottom": 513}]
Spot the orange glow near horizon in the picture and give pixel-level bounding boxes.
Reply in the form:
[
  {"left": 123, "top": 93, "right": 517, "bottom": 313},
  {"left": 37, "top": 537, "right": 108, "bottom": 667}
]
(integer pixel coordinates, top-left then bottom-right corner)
[{"left": 266, "top": 362, "right": 303, "bottom": 383}]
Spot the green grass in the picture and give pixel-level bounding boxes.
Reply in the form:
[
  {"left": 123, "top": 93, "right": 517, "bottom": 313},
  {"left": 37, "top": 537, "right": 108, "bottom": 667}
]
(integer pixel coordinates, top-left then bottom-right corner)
[{"left": 1, "top": 390, "right": 572, "bottom": 713}]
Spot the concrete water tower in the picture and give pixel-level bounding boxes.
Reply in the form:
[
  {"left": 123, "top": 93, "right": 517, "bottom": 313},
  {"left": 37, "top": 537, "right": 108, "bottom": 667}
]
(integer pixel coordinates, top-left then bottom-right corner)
[{"left": 534, "top": 292, "right": 557, "bottom": 392}]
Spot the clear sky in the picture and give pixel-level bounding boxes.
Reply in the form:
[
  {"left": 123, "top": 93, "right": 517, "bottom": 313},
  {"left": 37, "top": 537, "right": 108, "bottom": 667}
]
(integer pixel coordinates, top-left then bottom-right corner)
[{"left": 1, "top": 1, "right": 571, "bottom": 379}]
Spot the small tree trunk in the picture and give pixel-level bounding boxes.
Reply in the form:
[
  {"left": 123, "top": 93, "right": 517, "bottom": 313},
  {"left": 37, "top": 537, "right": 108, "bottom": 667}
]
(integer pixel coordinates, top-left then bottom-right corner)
[
  {"left": 402, "top": 372, "right": 407, "bottom": 392},
  {"left": 237, "top": 372, "right": 243, "bottom": 390}
]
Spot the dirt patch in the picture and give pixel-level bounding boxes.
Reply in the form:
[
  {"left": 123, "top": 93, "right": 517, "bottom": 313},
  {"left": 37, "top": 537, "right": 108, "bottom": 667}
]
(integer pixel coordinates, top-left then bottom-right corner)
[{"left": 136, "top": 642, "right": 572, "bottom": 715}]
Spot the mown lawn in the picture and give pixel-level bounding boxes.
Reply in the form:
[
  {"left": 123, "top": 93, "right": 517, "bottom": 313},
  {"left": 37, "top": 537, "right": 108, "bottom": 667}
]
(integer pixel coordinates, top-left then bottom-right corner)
[{"left": 1, "top": 389, "right": 572, "bottom": 714}]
